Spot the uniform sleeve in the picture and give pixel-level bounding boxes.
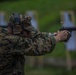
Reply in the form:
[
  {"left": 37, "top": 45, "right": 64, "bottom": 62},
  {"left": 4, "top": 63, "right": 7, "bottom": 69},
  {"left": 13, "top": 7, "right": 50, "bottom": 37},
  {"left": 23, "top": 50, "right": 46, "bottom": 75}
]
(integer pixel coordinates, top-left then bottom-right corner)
[
  {"left": 23, "top": 32, "right": 56, "bottom": 56},
  {"left": 0, "top": 27, "right": 56, "bottom": 56},
  {"left": 22, "top": 26, "right": 56, "bottom": 56}
]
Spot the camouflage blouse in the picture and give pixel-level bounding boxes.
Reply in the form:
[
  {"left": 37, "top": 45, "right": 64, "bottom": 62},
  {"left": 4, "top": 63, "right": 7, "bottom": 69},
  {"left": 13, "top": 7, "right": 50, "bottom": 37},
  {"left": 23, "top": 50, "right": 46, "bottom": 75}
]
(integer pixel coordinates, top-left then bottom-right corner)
[{"left": 0, "top": 26, "right": 56, "bottom": 75}]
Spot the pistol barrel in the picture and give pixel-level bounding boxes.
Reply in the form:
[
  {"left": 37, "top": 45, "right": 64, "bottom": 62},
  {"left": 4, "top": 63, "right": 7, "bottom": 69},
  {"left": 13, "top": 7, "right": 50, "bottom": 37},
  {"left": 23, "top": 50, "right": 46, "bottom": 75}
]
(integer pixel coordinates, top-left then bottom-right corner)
[{"left": 59, "top": 27, "right": 76, "bottom": 31}]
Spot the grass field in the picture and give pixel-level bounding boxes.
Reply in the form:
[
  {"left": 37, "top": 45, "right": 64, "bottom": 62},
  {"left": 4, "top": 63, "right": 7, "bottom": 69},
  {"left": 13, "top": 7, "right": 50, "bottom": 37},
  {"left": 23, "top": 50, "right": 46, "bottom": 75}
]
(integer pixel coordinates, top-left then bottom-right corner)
[{"left": 25, "top": 65, "right": 76, "bottom": 75}]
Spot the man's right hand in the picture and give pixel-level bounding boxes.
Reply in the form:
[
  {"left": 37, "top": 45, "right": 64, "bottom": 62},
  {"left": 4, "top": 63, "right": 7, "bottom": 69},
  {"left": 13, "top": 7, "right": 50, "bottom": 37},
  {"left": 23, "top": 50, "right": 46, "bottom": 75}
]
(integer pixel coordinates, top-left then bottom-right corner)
[{"left": 54, "top": 30, "right": 71, "bottom": 42}]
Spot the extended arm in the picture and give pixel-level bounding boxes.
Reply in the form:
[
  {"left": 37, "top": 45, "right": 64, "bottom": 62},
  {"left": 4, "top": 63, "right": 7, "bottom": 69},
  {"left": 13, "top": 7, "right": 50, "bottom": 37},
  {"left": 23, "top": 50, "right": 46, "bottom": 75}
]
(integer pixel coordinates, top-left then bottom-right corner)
[
  {"left": 0, "top": 32, "right": 55, "bottom": 56},
  {"left": 0, "top": 13, "right": 71, "bottom": 56},
  {"left": 0, "top": 26, "right": 70, "bottom": 56},
  {"left": 19, "top": 25, "right": 56, "bottom": 56},
  {"left": 23, "top": 27, "right": 70, "bottom": 56},
  {"left": 24, "top": 32, "right": 56, "bottom": 56}
]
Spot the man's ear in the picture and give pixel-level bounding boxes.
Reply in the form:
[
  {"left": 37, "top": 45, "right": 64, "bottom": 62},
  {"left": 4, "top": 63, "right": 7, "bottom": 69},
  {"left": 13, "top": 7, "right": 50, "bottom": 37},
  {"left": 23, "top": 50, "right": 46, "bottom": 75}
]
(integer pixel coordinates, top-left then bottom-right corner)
[{"left": 7, "top": 26, "right": 13, "bottom": 34}]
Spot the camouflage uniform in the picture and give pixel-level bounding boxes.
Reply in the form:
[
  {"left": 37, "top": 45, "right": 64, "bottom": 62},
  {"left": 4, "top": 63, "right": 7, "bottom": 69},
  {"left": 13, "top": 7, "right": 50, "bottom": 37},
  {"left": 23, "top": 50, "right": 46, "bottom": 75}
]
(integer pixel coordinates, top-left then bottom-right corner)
[{"left": 0, "top": 26, "right": 56, "bottom": 75}]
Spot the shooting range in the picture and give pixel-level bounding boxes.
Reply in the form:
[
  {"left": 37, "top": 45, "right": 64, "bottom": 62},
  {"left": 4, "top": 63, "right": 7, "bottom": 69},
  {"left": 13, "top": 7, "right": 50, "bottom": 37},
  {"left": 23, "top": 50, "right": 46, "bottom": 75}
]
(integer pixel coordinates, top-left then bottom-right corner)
[{"left": 0, "top": 0, "right": 76, "bottom": 75}]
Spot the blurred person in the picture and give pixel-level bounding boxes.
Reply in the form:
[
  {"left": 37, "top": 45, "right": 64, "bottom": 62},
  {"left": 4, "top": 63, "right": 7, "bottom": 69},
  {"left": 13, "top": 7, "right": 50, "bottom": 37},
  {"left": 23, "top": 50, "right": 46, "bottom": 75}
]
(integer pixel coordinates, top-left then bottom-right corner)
[
  {"left": 0, "top": 13, "right": 71, "bottom": 75},
  {"left": 61, "top": 12, "right": 76, "bottom": 71},
  {"left": 62, "top": 12, "right": 76, "bottom": 51},
  {"left": 0, "top": 12, "right": 7, "bottom": 26}
]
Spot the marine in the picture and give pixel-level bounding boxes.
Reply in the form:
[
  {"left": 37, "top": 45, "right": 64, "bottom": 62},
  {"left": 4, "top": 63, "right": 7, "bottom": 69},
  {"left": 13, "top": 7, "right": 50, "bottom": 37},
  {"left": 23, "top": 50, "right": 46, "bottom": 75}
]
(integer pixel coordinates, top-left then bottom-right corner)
[{"left": 0, "top": 13, "right": 70, "bottom": 75}]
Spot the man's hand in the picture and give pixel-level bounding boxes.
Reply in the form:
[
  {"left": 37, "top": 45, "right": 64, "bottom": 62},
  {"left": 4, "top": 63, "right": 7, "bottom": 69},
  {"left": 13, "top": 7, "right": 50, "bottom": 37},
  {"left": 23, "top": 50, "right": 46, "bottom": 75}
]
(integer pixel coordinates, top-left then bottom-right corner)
[{"left": 54, "top": 30, "right": 71, "bottom": 42}]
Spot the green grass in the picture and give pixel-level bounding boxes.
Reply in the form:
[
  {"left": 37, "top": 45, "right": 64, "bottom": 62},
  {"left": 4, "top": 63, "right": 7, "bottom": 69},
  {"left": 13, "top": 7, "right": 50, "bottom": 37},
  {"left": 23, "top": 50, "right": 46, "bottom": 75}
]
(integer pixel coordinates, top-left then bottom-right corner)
[{"left": 25, "top": 65, "right": 76, "bottom": 75}]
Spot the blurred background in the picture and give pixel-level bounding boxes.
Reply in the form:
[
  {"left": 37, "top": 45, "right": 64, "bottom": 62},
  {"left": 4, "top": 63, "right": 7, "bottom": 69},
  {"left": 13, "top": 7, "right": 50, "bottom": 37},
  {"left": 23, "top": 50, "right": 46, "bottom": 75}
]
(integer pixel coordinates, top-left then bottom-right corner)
[{"left": 0, "top": 0, "right": 76, "bottom": 75}]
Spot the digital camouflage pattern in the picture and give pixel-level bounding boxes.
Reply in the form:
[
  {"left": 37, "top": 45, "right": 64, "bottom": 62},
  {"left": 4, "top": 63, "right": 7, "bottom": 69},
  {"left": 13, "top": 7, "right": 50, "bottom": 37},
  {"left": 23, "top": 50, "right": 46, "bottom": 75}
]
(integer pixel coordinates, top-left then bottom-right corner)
[
  {"left": 0, "top": 26, "right": 56, "bottom": 75},
  {"left": 0, "top": 13, "right": 56, "bottom": 75}
]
